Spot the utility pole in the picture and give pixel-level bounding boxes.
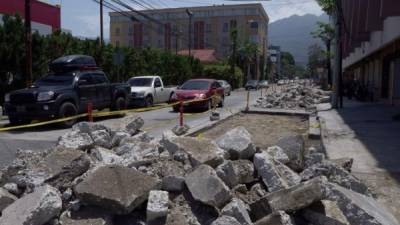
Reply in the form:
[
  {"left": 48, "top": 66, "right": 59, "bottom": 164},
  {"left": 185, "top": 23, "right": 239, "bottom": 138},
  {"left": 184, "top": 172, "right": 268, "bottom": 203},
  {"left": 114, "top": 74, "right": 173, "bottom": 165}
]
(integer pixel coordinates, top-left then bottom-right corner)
[
  {"left": 333, "top": 0, "right": 343, "bottom": 108},
  {"left": 186, "top": 9, "right": 193, "bottom": 65},
  {"left": 230, "top": 27, "right": 237, "bottom": 86},
  {"left": 25, "top": 0, "right": 32, "bottom": 87},
  {"left": 100, "top": 0, "right": 104, "bottom": 46}
]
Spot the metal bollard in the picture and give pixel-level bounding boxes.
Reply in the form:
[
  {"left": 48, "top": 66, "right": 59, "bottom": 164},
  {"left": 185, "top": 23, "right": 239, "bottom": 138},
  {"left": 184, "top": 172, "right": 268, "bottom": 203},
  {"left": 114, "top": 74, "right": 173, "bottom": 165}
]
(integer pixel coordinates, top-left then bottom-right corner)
[
  {"left": 87, "top": 102, "right": 93, "bottom": 122},
  {"left": 245, "top": 91, "right": 250, "bottom": 112},
  {"left": 179, "top": 100, "right": 184, "bottom": 126}
]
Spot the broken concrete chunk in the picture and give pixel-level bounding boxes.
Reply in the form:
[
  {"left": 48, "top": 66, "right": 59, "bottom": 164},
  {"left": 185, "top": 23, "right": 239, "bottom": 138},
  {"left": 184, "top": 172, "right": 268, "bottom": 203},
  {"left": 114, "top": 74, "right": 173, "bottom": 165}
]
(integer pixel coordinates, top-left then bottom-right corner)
[
  {"left": 162, "top": 175, "right": 185, "bottom": 192},
  {"left": 185, "top": 164, "right": 232, "bottom": 208},
  {"left": 74, "top": 165, "right": 161, "bottom": 214},
  {"left": 216, "top": 160, "right": 255, "bottom": 188},
  {"left": 211, "top": 216, "right": 241, "bottom": 225},
  {"left": 2, "top": 182, "right": 21, "bottom": 196},
  {"left": 254, "top": 211, "right": 296, "bottom": 225},
  {"left": 147, "top": 190, "right": 169, "bottom": 223},
  {"left": 172, "top": 124, "right": 190, "bottom": 136},
  {"left": 124, "top": 116, "right": 145, "bottom": 135},
  {"left": 330, "top": 158, "right": 353, "bottom": 172},
  {"left": 0, "top": 185, "right": 62, "bottom": 225},
  {"left": 72, "top": 122, "right": 111, "bottom": 135},
  {"left": 59, "top": 206, "right": 113, "bottom": 225},
  {"left": 267, "top": 176, "right": 327, "bottom": 212},
  {"left": 304, "top": 152, "right": 325, "bottom": 168},
  {"left": 91, "top": 129, "right": 113, "bottom": 149},
  {"left": 90, "top": 147, "right": 123, "bottom": 165},
  {"left": 276, "top": 135, "right": 305, "bottom": 171},
  {"left": 221, "top": 198, "right": 252, "bottom": 225},
  {"left": 249, "top": 195, "right": 272, "bottom": 222},
  {"left": 115, "top": 142, "right": 160, "bottom": 167},
  {"left": 110, "top": 131, "right": 130, "bottom": 147},
  {"left": 0, "top": 187, "right": 17, "bottom": 212},
  {"left": 216, "top": 126, "right": 256, "bottom": 159},
  {"left": 266, "top": 146, "right": 290, "bottom": 164},
  {"left": 300, "top": 161, "right": 373, "bottom": 197},
  {"left": 324, "top": 183, "right": 399, "bottom": 225},
  {"left": 44, "top": 148, "right": 91, "bottom": 189},
  {"left": 302, "top": 200, "right": 349, "bottom": 225},
  {"left": 254, "top": 152, "right": 286, "bottom": 192},
  {"left": 57, "top": 131, "right": 94, "bottom": 151},
  {"left": 162, "top": 136, "right": 224, "bottom": 168},
  {"left": 254, "top": 152, "right": 300, "bottom": 192}
]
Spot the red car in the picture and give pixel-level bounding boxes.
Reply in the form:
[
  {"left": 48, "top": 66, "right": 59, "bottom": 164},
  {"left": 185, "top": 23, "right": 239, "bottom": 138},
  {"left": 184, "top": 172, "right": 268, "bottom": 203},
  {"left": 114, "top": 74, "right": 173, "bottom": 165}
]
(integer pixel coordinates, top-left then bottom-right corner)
[{"left": 171, "top": 79, "right": 225, "bottom": 111}]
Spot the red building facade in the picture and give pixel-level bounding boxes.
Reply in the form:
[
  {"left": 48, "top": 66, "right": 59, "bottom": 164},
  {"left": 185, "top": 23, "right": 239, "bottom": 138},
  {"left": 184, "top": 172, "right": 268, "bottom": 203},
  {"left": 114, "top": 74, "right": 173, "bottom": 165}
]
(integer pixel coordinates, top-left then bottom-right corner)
[{"left": 0, "top": 0, "right": 61, "bottom": 34}]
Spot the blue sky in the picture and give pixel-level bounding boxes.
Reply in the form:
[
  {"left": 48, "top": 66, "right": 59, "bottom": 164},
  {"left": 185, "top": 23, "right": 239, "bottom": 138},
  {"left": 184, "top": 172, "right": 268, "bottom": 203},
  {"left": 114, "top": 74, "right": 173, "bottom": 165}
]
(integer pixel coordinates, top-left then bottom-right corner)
[{"left": 46, "top": 0, "right": 323, "bottom": 38}]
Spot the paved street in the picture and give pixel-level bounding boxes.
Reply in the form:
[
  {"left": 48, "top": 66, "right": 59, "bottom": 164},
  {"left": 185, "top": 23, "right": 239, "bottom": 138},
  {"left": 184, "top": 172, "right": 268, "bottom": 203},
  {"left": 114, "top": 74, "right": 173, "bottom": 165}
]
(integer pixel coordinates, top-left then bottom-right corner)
[{"left": 0, "top": 90, "right": 259, "bottom": 168}]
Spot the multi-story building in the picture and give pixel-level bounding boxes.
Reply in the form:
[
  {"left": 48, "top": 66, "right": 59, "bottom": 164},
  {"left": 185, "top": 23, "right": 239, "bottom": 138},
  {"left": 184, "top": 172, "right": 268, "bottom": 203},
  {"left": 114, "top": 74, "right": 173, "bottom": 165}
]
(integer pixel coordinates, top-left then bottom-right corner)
[
  {"left": 0, "top": 0, "right": 61, "bottom": 35},
  {"left": 341, "top": 0, "right": 400, "bottom": 105},
  {"left": 110, "top": 3, "right": 269, "bottom": 80}
]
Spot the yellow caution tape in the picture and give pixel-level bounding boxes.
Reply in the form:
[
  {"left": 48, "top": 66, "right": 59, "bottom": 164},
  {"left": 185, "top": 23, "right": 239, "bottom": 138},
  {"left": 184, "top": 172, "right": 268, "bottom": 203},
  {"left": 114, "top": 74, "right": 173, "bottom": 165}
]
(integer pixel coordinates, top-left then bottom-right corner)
[{"left": 0, "top": 94, "right": 221, "bottom": 132}]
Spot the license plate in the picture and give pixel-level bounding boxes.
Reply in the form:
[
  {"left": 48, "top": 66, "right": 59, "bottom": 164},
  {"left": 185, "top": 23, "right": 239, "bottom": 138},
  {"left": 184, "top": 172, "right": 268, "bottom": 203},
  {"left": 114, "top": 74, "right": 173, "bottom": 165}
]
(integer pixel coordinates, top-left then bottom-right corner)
[{"left": 16, "top": 106, "right": 26, "bottom": 112}]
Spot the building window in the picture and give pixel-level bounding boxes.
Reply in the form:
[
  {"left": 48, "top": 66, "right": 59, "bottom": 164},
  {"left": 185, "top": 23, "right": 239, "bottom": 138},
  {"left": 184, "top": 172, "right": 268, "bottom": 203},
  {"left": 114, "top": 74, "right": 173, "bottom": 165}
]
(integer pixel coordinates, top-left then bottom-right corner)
[
  {"left": 116, "top": 41, "right": 120, "bottom": 47},
  {"left": 206, "top": 23, "right": 212, "bottom": 33},
  {"left": 115, "top": 27, "right": 120, "bottom": 36},
  {"left": 222, "top": 23, "right": 228, "bottom": 32},
  {"left": 250, "top": 21, "right": 259, "bottom": 29}
]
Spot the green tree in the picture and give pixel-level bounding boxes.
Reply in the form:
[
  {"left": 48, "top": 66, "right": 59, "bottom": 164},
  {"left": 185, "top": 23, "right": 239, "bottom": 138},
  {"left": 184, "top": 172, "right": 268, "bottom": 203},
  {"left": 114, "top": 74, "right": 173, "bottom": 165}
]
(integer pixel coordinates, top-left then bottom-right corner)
[
  {"left": 315, "top": 0, "right": 336, "bottom": 15},
  {"left": 281, "top": 51, "right": 296, "bottom": 79},
  {"left": 312, "top": 22, "right": 334, "bottom": 85},
  {"left": 238, "top": 41, "right": 260, "bottom": 82}
]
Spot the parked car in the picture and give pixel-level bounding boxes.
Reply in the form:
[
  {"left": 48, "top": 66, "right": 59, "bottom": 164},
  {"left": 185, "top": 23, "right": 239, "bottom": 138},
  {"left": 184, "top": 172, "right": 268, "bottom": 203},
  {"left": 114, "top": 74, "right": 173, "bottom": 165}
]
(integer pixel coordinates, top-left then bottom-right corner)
[
  {"left": 217, "top": 80, "right": 232, "bottom": 96},
  {"left": 245, "top": 80, "right": 259, "bottom": 90},
  {"left": 170, "top": 79, "right": 225, "bottom": 112},
  {"left": 259, "top": 80, "right": 269, "bottom": 88},
  {"left": 127, "top": 76, "right": 176, "bottom": 107},
  {"left": 3, "top": 55, "right": 130, "bottom": 127}
]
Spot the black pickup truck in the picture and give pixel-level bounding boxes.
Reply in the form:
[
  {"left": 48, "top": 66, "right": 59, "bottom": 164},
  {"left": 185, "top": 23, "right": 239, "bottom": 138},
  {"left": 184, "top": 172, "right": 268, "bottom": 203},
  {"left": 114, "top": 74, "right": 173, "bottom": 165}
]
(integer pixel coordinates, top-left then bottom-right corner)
[{"left": 3, "top": 55, "right": 130, "bottom": 127}]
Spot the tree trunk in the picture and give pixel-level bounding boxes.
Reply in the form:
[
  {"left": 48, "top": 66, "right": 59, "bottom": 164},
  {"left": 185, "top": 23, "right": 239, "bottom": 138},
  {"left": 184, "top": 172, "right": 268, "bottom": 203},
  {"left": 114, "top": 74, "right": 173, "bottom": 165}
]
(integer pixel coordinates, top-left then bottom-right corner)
[{"left": 326, "top": 40, "right": 332, "bottom": 86}]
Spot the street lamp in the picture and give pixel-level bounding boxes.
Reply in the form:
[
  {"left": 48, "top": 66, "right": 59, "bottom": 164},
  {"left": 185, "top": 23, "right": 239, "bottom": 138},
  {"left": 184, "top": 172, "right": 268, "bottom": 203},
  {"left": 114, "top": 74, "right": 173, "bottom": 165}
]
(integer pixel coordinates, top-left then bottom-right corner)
[{"left": 186, "top": 9, "right": 194, "bottom": 64}]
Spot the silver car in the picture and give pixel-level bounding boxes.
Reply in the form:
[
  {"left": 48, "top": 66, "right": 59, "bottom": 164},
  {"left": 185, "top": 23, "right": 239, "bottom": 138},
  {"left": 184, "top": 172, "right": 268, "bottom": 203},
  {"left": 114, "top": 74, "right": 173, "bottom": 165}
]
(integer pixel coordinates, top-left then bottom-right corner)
[{"left": 217, "top": 80, "right": 232, "bottom": 96}]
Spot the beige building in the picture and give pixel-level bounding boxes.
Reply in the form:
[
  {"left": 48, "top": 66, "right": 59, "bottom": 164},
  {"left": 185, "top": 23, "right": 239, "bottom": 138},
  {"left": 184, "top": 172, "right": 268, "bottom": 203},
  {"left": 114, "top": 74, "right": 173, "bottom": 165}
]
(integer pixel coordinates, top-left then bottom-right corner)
[{"left": 109, "top": 3, "right": 269, "bottom": 80}]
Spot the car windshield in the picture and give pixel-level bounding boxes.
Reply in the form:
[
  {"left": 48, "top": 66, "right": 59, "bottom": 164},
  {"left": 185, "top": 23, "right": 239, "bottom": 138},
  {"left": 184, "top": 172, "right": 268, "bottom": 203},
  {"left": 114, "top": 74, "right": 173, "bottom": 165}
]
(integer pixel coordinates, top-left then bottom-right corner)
[
  {"left": 217, "top": 81, "right": 225, "bottom": 86},
  {"left": 35, "top": 73, "right": 75, "bottom": 86},
  {"left": 180, "top": 80, "right": 210, "bottom": 90},
  {"left": 128, "top": 78, "right": 153, "bottom": 87}
]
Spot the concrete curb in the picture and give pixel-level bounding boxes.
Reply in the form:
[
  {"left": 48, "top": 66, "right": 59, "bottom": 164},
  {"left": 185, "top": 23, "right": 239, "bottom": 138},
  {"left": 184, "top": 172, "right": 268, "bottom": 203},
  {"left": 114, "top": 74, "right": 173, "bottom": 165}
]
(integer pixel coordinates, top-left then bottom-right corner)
[
  {"left": 243, "top": 107, "right": 311, "bottom": 117},
  {"left": 308, "top": 116, "right": 321, "bottom": 140},
  {"left": 185, "top": 109, "right": 243, "bottom": 137}
]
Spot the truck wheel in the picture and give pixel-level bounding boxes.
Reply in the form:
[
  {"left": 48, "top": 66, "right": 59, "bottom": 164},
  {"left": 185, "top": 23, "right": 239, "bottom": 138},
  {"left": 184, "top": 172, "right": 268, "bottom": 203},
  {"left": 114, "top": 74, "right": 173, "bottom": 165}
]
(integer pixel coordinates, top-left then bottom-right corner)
[
  {"left": 58, "top": 102, "right": 78, "bottom": 128},
  {"left": 113, "top": 97, "right": 126, "bottom": 111},
  {"left": 145, "top": 96, "right": 153, "bottom": 107},
  {"left": 8, "top": 116, "right": 31, "bottom": 126}
]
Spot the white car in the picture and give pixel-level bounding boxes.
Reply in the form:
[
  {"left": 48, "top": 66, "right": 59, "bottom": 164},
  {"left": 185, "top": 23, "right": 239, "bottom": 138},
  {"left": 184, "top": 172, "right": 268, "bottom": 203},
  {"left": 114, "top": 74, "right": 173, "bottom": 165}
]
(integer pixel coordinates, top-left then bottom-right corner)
[{"left": 127, "top": 76, "right": 176, "bottom": 107}]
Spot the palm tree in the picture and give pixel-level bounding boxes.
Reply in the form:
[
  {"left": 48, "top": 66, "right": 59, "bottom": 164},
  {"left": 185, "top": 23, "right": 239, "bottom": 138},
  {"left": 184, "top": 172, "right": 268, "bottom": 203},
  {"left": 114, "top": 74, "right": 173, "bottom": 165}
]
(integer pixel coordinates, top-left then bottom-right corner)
[{"left": 239, "top": 41, "right": 260, "bottom": 82}]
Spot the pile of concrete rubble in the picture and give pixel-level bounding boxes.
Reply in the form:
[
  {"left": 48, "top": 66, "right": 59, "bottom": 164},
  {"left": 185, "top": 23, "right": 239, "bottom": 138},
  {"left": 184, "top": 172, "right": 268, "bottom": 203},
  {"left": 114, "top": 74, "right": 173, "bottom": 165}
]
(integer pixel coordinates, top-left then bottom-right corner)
[
  {"left": 256, "top": 84, "right": 332, "bottom": 110},
  {"left": 0, "top": 117, "right": 398, "bottom": 225}
]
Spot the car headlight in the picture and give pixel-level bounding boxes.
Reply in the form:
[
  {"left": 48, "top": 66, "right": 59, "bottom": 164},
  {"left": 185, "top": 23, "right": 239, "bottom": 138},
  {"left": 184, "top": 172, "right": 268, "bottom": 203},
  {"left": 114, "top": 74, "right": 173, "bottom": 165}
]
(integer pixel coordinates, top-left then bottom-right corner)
[
  {"left": 37, "top": 91, "right": 55, "bottom": 101},
  {"left": 4, "top": 93, "right": 10, "bottom": 103},
  {"left": 194, "top": 93, "right": 206, "bottom": 99}
]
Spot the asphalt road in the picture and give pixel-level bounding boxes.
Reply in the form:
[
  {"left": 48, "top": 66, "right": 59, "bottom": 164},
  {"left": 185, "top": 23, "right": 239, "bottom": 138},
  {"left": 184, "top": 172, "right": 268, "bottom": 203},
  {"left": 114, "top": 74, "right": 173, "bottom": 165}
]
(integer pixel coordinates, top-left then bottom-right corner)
[{"left": 0, "top": 90, "right": 259, "bottom": 168}]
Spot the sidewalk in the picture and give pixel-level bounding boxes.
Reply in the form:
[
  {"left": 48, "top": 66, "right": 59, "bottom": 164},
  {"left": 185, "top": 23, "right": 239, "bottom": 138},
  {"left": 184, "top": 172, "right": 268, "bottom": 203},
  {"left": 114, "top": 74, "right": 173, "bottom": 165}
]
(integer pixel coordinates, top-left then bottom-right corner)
[{"left": 318, "top": 100, "right": 400, "bottom": 220}]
